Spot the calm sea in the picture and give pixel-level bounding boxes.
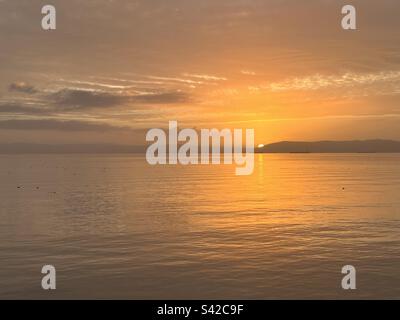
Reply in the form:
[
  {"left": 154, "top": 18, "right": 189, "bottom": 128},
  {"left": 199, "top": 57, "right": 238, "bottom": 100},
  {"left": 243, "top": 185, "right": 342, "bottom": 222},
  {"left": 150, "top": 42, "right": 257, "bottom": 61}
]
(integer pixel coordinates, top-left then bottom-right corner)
[{"left": 0, "top": 154, "right": 399, "bottom": 299}]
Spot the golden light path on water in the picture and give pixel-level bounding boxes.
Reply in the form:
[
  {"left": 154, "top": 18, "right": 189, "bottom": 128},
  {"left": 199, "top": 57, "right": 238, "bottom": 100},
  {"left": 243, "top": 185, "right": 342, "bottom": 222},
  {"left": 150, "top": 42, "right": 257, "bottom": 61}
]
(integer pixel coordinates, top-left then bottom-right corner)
[{"left": 0, "top": 154, "right": 399, "bottom": 299}]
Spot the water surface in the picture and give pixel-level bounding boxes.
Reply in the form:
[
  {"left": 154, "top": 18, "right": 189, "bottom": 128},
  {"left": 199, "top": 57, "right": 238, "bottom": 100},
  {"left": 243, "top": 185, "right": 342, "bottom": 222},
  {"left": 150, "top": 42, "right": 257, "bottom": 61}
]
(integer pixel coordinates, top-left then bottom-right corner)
[{"left": 0, "top": 154, "right": 399, "bottom": 299}]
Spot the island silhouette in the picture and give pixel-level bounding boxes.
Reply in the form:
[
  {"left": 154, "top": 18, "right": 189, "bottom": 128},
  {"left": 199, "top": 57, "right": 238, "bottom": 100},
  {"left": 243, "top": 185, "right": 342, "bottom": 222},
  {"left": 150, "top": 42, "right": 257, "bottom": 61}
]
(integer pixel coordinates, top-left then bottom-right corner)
[
  {"left": 1, "top": 140, "right": 400, "bottom": 153},
  {"left": 256, "top": 139, "right": 400, "bottom": 153}
]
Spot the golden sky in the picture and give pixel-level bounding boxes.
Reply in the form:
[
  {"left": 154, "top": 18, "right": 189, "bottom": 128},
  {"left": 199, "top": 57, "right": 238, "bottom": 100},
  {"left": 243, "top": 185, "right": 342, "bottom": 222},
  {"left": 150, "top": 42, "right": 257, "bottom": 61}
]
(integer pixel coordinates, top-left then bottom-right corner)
[{"left": 1, "top": 0, "right": 400, "bottom": 146}]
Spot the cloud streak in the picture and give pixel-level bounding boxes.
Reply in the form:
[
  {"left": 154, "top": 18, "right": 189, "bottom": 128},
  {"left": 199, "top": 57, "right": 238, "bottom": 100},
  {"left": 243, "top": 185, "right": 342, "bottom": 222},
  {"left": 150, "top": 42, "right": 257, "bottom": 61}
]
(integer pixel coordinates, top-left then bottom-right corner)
[
  {"left": 49, "top": 88, "right": 191, "bottom": 110},
  {"left": 50, "top": 89, "right": 129, "bottom": 109},
  {"left": 265, "top": 71, "right": 400, "bottom": 92},
  {"left": 0, "top": 119, "right": 132, "bottom": 131},
  {"left": 2, "top": 80, "right": 193, "bottom": 115},
  {"left": 9, "top": 82, "right": 37, "bottom": 94},
  {"left": 0, "top": 103, "right": 49, "bottom": 114}
]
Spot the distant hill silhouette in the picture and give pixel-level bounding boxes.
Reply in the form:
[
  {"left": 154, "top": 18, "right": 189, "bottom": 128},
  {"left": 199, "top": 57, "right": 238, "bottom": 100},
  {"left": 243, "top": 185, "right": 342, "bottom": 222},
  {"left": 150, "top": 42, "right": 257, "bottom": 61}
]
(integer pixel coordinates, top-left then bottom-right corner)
[
  {"left": 1, "top": 140, "right": 400, "bottom": 153},
  {"left": 257, "top": 140, "right": 400, "bottom": 153}
]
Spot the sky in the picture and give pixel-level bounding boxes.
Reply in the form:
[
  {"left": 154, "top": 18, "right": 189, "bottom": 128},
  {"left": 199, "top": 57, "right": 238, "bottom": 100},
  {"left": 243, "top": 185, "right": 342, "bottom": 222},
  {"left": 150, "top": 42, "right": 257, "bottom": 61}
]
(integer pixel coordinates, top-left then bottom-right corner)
[{"left": 0, "top": 0, "right": 400, "bottom": 146}]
